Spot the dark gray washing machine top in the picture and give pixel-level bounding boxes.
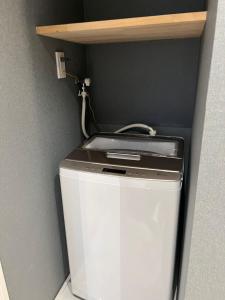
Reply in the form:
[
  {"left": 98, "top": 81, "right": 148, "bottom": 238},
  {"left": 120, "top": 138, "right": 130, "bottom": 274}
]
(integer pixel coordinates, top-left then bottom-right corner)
[{"left": 60, "top": 133, "right": 184, "bottom": 181}]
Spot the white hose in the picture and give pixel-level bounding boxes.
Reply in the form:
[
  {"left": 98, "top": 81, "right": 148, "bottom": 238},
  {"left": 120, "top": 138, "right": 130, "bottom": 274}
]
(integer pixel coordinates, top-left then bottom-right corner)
[
  {"left": 81, "top": 96, "right": 89, "bottom": 139},
  {"left": 78, "top": 79, "right": 156, "bottom": 139},
  {"left": 78, "top": 80, "right": 156, "bottom": 139},
  {"left": 115, "top": 123, "right": 156, "bottom": 136}
]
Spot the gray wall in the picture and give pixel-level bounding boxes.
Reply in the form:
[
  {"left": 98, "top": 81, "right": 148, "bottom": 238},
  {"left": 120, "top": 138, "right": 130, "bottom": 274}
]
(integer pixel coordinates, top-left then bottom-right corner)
[
  {"left": 1, "top": 0, "right": 223, "bottom": 299},
  {"left": 0, "top": 1, "right": 85, "bottom": 299},
  {"left": 179, "top": 0, "right": 225, "bottom": 299},
  {"left": 84, "top": 0, "right": 206, "bottom": 20},
  {"left": 86, "top": 40, "right": 200, "bottom": 129},
  {"left": 84, "top": 0, "right": 205, "bottom": 133}
]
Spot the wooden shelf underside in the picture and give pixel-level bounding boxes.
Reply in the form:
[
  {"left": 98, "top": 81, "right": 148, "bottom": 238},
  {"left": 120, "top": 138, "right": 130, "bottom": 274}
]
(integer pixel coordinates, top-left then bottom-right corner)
[{"left": 36, "top": 12, "right": 207, "bottom": 44}]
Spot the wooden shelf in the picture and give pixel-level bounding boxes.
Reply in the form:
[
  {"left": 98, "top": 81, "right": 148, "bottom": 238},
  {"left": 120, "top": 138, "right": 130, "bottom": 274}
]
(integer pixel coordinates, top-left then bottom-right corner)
[{"left": 36, "top": 12, "right": 207, "bottom": 44}]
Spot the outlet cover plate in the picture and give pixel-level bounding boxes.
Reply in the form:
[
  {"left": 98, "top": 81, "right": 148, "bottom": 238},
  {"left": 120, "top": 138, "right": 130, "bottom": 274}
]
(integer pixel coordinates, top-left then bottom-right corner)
[{"left": 55, "top": 52, "right": 66, "bottom": 79}]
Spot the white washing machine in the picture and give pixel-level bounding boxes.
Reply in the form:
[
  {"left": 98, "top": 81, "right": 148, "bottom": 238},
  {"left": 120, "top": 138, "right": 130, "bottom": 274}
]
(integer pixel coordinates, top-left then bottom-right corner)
[{"left": 60, "top": 133, "right": 184, "bottom": 300}]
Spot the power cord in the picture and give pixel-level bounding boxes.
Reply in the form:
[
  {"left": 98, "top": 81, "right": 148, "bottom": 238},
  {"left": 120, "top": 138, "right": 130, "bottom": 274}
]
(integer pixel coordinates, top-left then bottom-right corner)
[
  {"left": 66, "top": 72, "right": 79, "bottom": 81},
  {"left": 87, "top": 94, "right": 100, "bottom": 131}
]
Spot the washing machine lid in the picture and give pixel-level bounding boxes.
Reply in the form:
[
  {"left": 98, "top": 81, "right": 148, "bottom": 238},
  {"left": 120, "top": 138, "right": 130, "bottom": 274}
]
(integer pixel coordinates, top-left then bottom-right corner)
[
  {"left": 82, "top": 133, "right": 183, "bottom": 158},
  {"left": 61, "top": 133, "right": 184, "bottom": 181}
]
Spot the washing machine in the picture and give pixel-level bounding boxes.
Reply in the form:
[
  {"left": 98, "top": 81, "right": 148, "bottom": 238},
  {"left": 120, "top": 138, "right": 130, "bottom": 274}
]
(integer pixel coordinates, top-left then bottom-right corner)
[{"left": 60, "top": 133, "right": 184, "bottom": 300}]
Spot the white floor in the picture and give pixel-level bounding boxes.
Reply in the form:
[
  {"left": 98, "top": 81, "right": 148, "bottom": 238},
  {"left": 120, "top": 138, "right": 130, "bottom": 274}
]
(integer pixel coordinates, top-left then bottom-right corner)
[
  {"left": 55, "top": 276, "right": 78, "bottom": 300},
  {"left": 55, "top": 276, "right": 178, "bottom": 300},
  {"left": 0, "top": 262, "right": 10, "bottom": 300}
]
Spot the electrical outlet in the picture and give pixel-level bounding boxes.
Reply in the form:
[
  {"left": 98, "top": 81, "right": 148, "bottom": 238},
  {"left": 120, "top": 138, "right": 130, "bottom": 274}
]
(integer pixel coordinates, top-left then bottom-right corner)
[{"left": 55, "top": 51, "right": 66, "bottom": 79}]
